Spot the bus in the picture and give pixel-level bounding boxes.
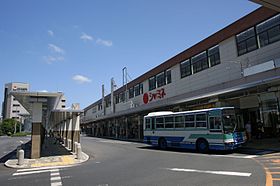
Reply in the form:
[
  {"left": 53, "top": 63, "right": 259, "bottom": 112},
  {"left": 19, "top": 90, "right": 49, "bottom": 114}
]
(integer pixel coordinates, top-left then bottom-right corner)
[{"left": 143, "top": 107, "right": 246, "bottom": 152}]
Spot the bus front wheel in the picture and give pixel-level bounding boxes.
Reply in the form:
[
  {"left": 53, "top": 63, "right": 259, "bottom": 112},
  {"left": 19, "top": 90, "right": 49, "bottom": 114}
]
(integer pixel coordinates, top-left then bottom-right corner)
[
  {"left": 196, "top": 139, "right": 209, "bottom": 153},
  {"left": 158, "top": 138, "right": 167, "bottom": 149}
]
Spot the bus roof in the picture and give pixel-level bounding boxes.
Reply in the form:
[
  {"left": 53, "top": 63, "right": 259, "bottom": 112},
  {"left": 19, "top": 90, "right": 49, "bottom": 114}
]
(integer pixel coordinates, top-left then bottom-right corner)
[{"left": 145, "top": 107, "right": 234, "bottom": 117}]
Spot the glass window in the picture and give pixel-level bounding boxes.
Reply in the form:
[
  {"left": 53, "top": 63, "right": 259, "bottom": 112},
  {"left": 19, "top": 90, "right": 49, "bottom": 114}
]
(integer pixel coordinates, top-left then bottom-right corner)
[
  {"left": 196, "top": 113, "right": 207, "bottom": 128},
  {"left": 119, "top": 92, "right": 125, "bottom": 102},
  {"left": 236, "top": 27, "right": 257, "bottom": 56},
  {"left": 208, "top": 45, "right": 220, "bottom": 67},
  {"left": 164, "top": 116, "right": 174, "bottom": 128},
  {"left": 156, "top": 117, "right": 164, "bottom": 129},
  {"left": 129, "top": 87, "right": 134, "bottom": 99},
  {"left": 268, "top": 25, "right": 280, "bottom": 43},
  {"left": 175, "top": 115, "right": 184, "bottom": 128},
  {"left": 180, "top": 59, "right": 192, "bottom": 78},
  {"left": 257, "top": 14, "right": 280, "bottom": 47},
  {"left": 185, "top": 115, "right": 195, "bottom": 128},
  {"left": 149, "top": 77, "right": 156, "bottom": 91},
  {"left": 209, "top": 117, "right": 222, "bottom": 130},
  {"left": 166, "top": 69, "right": 172, "bottom": 84},
  {"left": 135, "top": 84, "right": 140, "bottom": 96},
  {"left": 115, "top": 94, "right": 119, "bottom": 104},
  {"left": 191, "top": 51, "right": 208, "bottom": 74},
  {"left": 156, "top": 72, "right": 165, "bottom": 88},
  {"left": 145, "top": 118, "right": 151, "bottom": 129},
  {"left": 140, "top": 83, "right": 143, "bottom": 94}
]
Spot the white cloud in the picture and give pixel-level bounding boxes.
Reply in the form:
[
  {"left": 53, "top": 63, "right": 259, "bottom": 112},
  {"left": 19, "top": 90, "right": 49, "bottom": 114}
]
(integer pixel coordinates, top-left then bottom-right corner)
[
  {"left": 48, "top": 30, "right": 54, "bottom": 37},
  {"left": 48, "top": 44, "right": 65, "bottom": 54},
  {"left": 80, "top": 32, "right": 93, "bottom": 42},
  {"left": 96, "top": 38, "right": 113, "bottom": 47},
  {"left": 72, "top": 75, "right": 92, "bottom": 84},
  {"left": 43, "top": 55, "right": 64, "bottom": 64},
  {"left": 38, "top": 90, "right": 48, "bottom": 92}
]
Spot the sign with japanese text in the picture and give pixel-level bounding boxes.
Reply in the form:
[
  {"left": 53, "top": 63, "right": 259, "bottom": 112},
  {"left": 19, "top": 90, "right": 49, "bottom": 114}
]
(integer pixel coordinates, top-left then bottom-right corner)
[{"left": 143, "top": 88, "right": 166, "bottom": 104}]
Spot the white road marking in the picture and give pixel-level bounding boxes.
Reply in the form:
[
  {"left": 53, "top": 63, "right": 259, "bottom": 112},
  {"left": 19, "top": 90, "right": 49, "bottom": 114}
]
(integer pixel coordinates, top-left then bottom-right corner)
[
  {"left": 167, "top": 168, "right": 252, "bottom": 177},
  {"left": 51, "top": 172, "right": 60, "bottom": 176},
  {"left": 13, "top": 169, "right": 56, "bottom": 176},
  {"left": 51, "top": 182, "right": 62, "bottom": 186},
  {"left": 51, "top": 176, "right": 61, "bottom": 181},
  {"left": 16, "top": 165, "right": 73, "bottom": 172}
]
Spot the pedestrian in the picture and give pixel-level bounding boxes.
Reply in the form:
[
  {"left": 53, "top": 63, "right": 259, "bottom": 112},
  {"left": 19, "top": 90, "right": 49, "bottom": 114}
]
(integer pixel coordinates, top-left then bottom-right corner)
[
  {"left": 245, "top": 121, "right": 252, "bottom": 142},
  {"left": 257, "top": 120, "right": 264, "bottom": 139}
]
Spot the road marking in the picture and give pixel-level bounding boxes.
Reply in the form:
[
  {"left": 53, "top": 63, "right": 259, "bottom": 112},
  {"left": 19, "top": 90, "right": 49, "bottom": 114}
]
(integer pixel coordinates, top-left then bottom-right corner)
[
  {"left": 167, "top": 168, "right": 251, "bottom": 177},
  {"left": 16, "top": 165, "right": 73, "bottom": 172},
  {"left": 51, "top": 176, "right": 61, "bottom": 181},
  {"left": 51, "top": 182, "right": 62, "bottom": 186},
  {"left": 13, "top": 169, "right": 58, "bottom": 176},
  {"left": 51, "top": 172, "right": 60, "bottom": 176}
]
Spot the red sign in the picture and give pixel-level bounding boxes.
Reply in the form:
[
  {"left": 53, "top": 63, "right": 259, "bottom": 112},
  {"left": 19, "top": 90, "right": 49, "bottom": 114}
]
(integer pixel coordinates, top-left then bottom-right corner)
[{"left": 143, "top": 88, "right": 166, "bottom": 104}]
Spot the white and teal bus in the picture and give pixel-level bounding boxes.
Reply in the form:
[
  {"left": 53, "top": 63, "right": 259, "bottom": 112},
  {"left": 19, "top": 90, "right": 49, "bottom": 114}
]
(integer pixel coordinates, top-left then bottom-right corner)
[{"left": 143, "top": 107, "right": 246, "bottom": 152}]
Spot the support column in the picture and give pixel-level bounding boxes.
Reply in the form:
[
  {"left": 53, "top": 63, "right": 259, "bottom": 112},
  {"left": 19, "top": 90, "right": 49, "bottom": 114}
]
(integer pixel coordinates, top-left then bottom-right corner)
[
  {"left": 72, "top": 113, "right": 80, "bottom": 150},
  {"left": 31, "top": 102, "right": 42, "bottom": 159},
  {"left": 67, "top": 116, "right": 73, "bottom": 151}
]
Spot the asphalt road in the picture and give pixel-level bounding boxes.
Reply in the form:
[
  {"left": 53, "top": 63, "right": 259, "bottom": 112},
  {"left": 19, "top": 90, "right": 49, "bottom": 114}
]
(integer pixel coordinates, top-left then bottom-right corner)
[{"left": 0, "top": 136, "right": 267, "bottom": 186}]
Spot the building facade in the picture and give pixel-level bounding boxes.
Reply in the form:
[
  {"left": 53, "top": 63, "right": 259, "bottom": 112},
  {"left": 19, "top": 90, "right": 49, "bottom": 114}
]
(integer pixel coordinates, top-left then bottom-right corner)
[
  {"left": 81, "top": 7, "right": 280, "bottom": 141},
  {"left": 2, "top": 82, "right": 67, "bottom": 132},
  {"left": 2, "top": 82, "right": 30, "bottom": 122}
]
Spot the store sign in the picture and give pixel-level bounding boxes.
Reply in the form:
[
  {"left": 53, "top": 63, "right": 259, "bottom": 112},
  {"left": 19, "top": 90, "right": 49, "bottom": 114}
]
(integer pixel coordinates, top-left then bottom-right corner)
[{"left": 143, "top": 88, "right": 166, "bottom": 104}]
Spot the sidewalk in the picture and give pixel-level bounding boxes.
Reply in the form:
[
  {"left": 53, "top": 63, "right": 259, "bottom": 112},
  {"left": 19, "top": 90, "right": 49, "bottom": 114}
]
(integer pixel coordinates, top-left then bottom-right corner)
[
  {"left": 238, "top": 137, "right": 280, "bottom": 155},
  {"left": 5, "top": 137, "right": 89, "bottom": 169}
]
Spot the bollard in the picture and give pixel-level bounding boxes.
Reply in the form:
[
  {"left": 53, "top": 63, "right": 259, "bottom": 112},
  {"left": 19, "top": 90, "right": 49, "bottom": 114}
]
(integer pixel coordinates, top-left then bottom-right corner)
[
  {"left": 18, "top": 149, "right": 24, "bottom": 166},
  {"left": 76, "top": 143, "right": 82, "bottom": 160},
  {"left": 16, "top": 146, "right": 22, "bottom": 159},
  {"left": 64, "top": 138, "right": 67, "bottom": 147},
  {"left": 74, "top": 142, "right": 78, "bottom": 153}
]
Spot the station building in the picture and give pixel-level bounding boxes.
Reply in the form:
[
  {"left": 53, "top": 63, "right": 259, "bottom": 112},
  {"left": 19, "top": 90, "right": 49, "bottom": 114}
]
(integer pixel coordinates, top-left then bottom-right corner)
[{"left": 81, "top": 7, "right": 280, "bottom": 141}]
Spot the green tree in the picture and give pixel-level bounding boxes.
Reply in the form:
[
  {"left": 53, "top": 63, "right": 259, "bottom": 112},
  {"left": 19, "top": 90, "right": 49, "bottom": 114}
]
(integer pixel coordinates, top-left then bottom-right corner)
[{"left": 0, "top": 119, "right": 19, "bottom": 136}]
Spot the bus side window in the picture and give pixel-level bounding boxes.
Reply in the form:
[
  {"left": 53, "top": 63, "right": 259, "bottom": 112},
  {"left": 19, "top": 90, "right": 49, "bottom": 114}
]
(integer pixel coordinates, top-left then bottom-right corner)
[
  {"left": 209, "top": 117, "right": 222, "bottom": 130},
  {"left": 145, "top": 118, "right": 151, "bottom": 130},
  {"left": 151, "top": 117, "right": 155, "bottom": 130}
]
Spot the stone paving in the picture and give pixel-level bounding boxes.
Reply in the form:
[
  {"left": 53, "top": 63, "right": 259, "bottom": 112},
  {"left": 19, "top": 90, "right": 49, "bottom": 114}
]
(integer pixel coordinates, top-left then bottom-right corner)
[{"left": 5, "top": 137, "right": 89, "bottom": 169}]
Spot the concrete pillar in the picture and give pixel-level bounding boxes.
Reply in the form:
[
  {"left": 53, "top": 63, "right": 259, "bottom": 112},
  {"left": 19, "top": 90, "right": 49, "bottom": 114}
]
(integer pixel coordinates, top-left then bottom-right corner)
[
  {"left": 31, "top": 102, "right": 42, "bottom": 159},
  {"left": 67, "top": 116, "right": 73, "bottom": 150},
  {"left": 63, "top": 119, "right": 67, "bottom": 146},
  {"left": 72, "top": 114, "right": 80, "bottom": 150}
]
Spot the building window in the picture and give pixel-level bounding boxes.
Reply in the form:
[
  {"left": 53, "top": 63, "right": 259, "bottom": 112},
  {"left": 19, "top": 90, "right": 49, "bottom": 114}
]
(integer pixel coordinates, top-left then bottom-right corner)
[
  {"left": 129, "top": 87, "right": 134, "bottom": 99},
  {"left": 12, "top": 110, "right": 20, "bottom": 113},
  {"left": 180, "top": 59, "right": 192, "bottom": 78},
  {"left": 105, "top": 99, "right": 111, "bottom": 108},
  {"left": 156, "top": 72, "right": 165, "bottom": 88},
  {"left": 98, "top": 103, "right": 102, "bottom": 110},
  {"left": 149, "top": 76, "right": 156, "bottom": 91},
  {"left": 208, "top": 45, "right": 220, "bottom": 67},
  {"left": 166, "top": 69, "right": 172, "bottom": 84},
  {"left": 257, "top": 14, "right": 280, "bottom": 47},
  {"left": 62, "top": 105, "right": 66, "bottom": 108},
  {"left": 61, "top": 99, "right": 66, "bottom": 102},
  {"left": 119, "top": 92, "right": 125, "bottom": 102},
  {"left": 140, "top": 83, "right": 143, "bottom": 94},
  {"left": 115, "top": 94, "right": 120, "bottom": 104},
  {"left": 236, "top": 27, "right": 257, "bottom": 56},
  {"left": 13, "top": 104, "right": 20, "bottom": 107},
  {"left": 191, "top": 51, "right": 208, "bottom": 74}
]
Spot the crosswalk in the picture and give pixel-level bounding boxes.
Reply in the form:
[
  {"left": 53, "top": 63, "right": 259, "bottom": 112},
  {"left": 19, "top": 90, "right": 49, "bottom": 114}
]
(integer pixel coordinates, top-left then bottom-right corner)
[
  {"left": 256, "top": 153, "right": 280, "bottom": 186},
  {"left": 12, "top": 166, "right": 68, "bottom": 186}
]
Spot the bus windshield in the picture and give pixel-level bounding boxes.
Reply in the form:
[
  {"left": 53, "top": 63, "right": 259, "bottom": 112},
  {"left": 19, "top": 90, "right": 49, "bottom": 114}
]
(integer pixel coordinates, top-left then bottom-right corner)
[{"left": 222, "top": 110, "right": 237, "bottom": 133}]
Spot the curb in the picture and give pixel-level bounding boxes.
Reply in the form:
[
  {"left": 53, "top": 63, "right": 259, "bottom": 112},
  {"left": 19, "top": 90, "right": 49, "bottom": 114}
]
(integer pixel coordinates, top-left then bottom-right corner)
[{"left": 4, "top": 152, "right": 90, "bottom": 169}]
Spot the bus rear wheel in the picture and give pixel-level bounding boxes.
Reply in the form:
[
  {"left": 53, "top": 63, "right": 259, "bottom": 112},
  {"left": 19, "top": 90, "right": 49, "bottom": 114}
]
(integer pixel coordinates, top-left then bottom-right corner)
[
  {"left": 196, "top": 139, "right": 209, "bottom": 153},
  {"left": 158, "top": 138, "right": 167, "bottom": 149}
]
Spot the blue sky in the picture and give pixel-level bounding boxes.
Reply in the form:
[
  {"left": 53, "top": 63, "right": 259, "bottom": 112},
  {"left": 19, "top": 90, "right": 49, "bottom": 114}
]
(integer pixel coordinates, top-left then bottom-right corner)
[{"left": 0, "top": 0, "right": 260, "bottom": 110}]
